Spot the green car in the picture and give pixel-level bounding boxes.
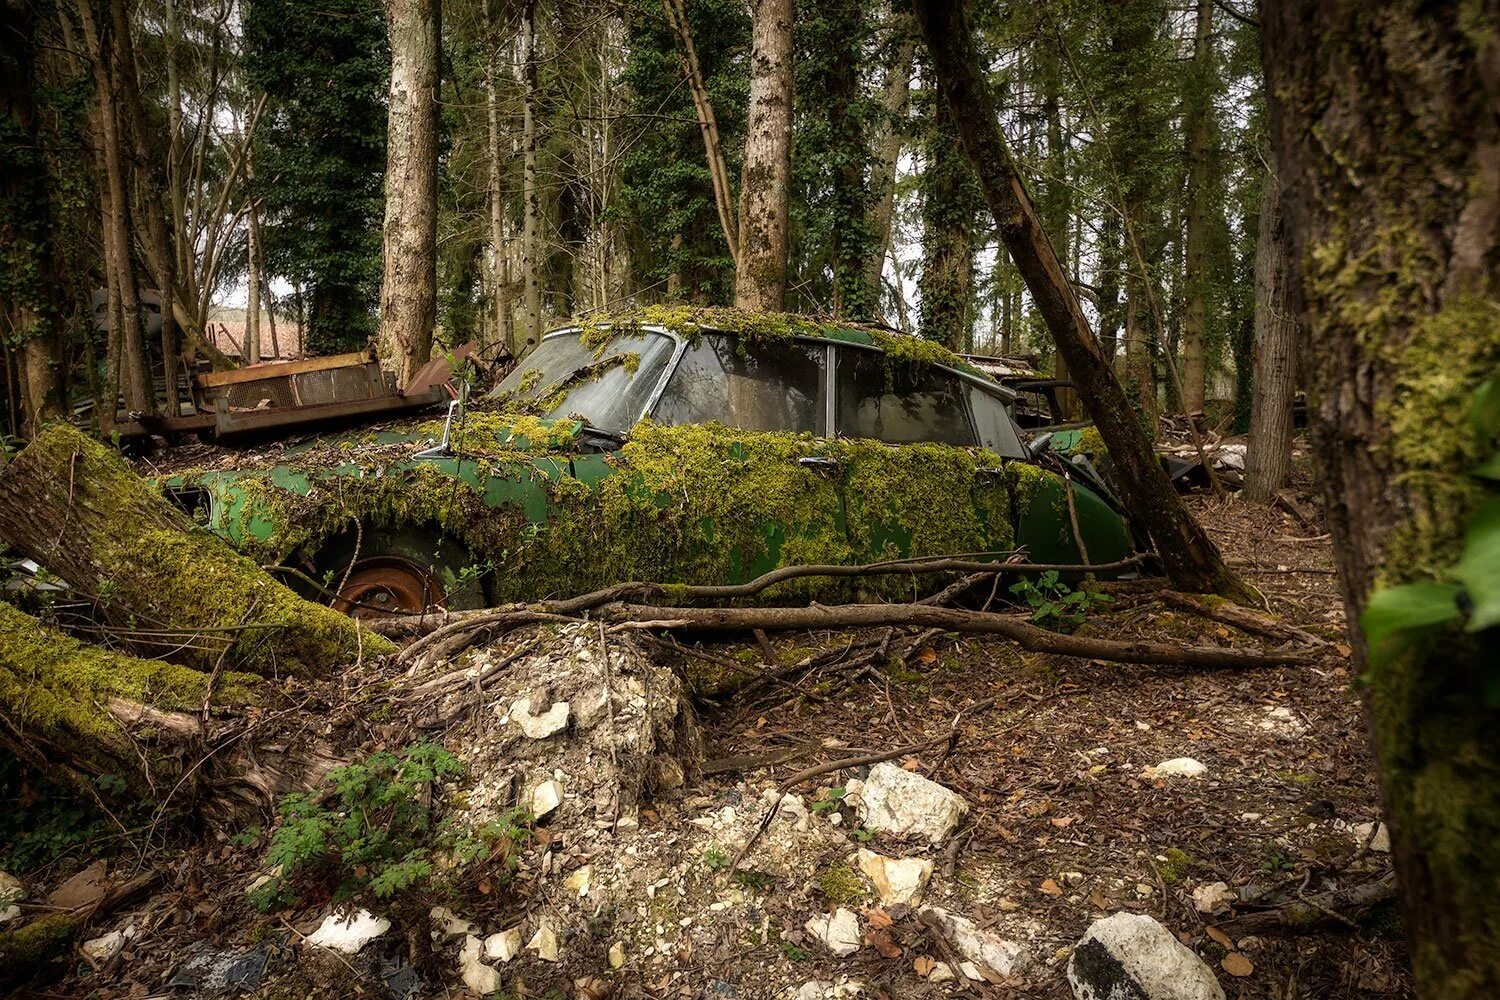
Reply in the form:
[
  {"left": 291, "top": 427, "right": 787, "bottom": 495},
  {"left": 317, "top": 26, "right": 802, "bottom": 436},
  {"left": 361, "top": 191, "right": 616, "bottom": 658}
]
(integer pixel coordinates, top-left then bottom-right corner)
[{"left": 162, "top": 309, "right": 1136, "bottom": 617}]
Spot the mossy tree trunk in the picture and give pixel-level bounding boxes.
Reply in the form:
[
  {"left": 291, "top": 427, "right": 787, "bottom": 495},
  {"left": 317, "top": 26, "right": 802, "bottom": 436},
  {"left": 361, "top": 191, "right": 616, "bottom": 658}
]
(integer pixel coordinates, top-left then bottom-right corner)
[
  {"left": 0, "top": 424, "right": 392, "bottom": 676},
  {"left": 911, "top": 0, "right": 1249, "bottom": 600},
  {"left": 1263, "top": 4, "right": 1500, "bottom": 994}
]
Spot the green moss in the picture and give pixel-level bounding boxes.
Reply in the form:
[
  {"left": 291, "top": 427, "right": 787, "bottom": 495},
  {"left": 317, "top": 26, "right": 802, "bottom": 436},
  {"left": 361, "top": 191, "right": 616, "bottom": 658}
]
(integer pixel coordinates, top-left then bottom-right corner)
[
  {"left": 0, "top": 601, "right": 264, "bottom": 752},
  {"left": 814, "top": 862, "right": 868, "bottom": 905},
  {"left": 1154, "top": 847, "right": 1190, "bottom": 885},
  {"left": 0, "top": 913, "right": 75, "bottom": 982}
]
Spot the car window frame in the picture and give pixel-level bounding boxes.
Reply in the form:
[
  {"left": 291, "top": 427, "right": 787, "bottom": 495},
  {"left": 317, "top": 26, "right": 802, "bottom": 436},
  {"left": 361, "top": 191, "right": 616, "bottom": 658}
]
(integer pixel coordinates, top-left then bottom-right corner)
[{"left": 521, "top": 325, "right": 689, "bottom": 428}]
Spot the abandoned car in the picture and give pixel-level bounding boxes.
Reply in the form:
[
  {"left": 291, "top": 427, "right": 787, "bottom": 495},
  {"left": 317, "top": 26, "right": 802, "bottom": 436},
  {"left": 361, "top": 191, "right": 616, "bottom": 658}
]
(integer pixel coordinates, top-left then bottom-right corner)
[{"left": 161, "top": 309, "right": 1137, "bottom": 617}]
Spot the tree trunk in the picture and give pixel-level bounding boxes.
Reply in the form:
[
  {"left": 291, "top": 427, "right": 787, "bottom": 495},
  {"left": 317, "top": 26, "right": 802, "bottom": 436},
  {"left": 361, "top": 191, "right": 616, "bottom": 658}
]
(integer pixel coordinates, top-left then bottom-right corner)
[
  {"left": 0, "top": 424, "right": 390, "bottom": 677},
  {"left": 485, "top": 47, "right": 513, "bottom": 357},
  {"left": 733, "top": 0, "right": 793, "bottom": 312},
  {"left": 1262, "top": 4, "right": 1500, "bottom": 994},
  {"left": 664, "top": 0, "right": 739, "bottom": 273},
  {"left": 520, "top": 0, "right": 543, "bottom": 350},
  {"left": 1038, "top": 44, "right": 1077, "bottom": 418},
  {"left": 864, "top": 16, "right": 916, "bottom": 309},
  {"left": 1243, "top": 176, "right": 1295, "bottom": 503},
  {"left": 825, "top": 0, "right": 875, "bottom": 321},
  {"left": 1097, "top": 211, "right": 1123, "bottom": 361},
  {"left": 380, "top": 0, "right": 441, "bottom": 384},
  {"left": 912, "top": 0, "right": 1247, "bottom": 599},
  {"left": 1180, "top": 0, "right": 1213, "bottom": 414},
  {"left": 918, "top": 102, "right": 978, "bottom": 350}
]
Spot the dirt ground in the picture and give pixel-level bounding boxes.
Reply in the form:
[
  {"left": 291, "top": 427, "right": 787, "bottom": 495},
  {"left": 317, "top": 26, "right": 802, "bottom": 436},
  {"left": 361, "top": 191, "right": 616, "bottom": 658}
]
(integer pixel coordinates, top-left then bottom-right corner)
[{"left": 2, "top": 481, "right": 1409, "bottom": 1000}]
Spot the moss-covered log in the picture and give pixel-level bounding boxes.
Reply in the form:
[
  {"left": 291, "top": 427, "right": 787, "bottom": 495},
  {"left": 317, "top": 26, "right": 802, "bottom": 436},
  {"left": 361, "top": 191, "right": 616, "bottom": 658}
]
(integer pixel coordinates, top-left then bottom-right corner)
[{"left": 0, "top": 424, "right": 393, "bottom": 675}]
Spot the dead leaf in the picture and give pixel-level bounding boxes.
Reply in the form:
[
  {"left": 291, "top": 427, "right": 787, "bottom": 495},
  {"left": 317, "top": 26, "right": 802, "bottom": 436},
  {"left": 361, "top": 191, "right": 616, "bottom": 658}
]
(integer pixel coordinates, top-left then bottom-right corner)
[
  {"left": 865, "top": 908, "right": 893, "bottom": 929},
  {"left": 916, "top": 647, "right": 938, "bottom": 664},
  {"left": 1039, "top": 878, "right": 1063, "bottom": 896},
  {"left": 1222, "top": 952, "right": 1254, "bottom": 977},
  {"left": 865, "top": 928, "right": 902, "bottom": 959},
  {"left": 1335, "top": 643, "right": 1353, "bottom": 658},
  {"left": 913, "top": 955, "right": 936, "bottom": 978},
  {"left": 901, "top": 757, "right": 921, "bottom": 771},
  {"left": 1050, "top": 815, "right": 1075, "bottom": 828},
  {"left": 1089, "top": 888, "right": 1108, "bottom": 909},
  {"left": 1205, "top": 925, "right": 1233, "bottom": 949}
]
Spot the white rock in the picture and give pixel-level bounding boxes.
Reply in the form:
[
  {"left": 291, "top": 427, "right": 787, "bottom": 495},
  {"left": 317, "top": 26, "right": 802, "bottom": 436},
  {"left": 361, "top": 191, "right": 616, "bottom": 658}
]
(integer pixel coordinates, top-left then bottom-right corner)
[
  {"left": 928, "top": 961, "right": 956, "bottom": 982},
  {"left": 484, "top": 927, "right": 521, "bottom": 962},
  {"left": 857, "top": 849, "right": 932, "bottom": 905},
  {"left": 1191, "top": 881, "right": 1236, "bottom": 914},
  {"left": 760, "top": 789, "right": 810, "bottom": 832},
  {"left": 528, "top": 920, "right": 560, "bottom": 961},
  {"left": 306, "top": 909, "right": 390, "bottom": 954},
  {"left": 1353, "top": 821, "right": 1391, "bottom": 853},
  {"left": 856, "top": 762, "right": 968, "bottom": 844},
  {"left": 1257, "top": 705, "right": 1307, "bottom": 737},
  {"left": 918, "top": 906, "right": 1029, "bottom": 977},
  {"left": 1143, "top": 758, "right": 1208, "bottom": 780},
  {"left": 509, "top": 696, "right": 570, "bottom": 739},
  {"left": 459, "top": 934, "right": 502, "bottom": 995},
  {"left": 804, "top": 907, "right": 862, "bottom": 957},
  {"left": 430, "top": 905, "right": 476, "bottom": 941},
  {"left": 81, "top": 925, "right": 134, "bottom": 965},
  {"left": 563, "top": 864, "right": 593, "bottom": 896},
  {"left": 789, "top": 977, "right": 864, "bottom": 999},
  {"left": 531, "top": 779, "right": 564, "bottom": 818},
  {"left": 1067, "top": 912, "right": 1224, "bottom": 1000},
  {"left": 608, "top": 941, "right": 626, "bottom": 969}
]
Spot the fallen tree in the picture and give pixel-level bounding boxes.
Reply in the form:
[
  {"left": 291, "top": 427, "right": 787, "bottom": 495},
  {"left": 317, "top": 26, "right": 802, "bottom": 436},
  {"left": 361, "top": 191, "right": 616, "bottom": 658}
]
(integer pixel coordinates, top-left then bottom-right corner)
[{"left": 0, "top": 424, "right": 390, "bottom": 675}]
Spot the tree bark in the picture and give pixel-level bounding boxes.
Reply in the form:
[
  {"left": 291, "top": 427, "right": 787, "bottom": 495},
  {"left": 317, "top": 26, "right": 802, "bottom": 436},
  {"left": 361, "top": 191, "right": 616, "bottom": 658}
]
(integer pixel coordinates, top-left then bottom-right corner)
[
  {"left": 912, "top": 0, "right": 1247, "bottom": 599},
  {"left": 1262, "top": 3, "right": 1500, "bottom": 994},
  {"left": 664, "top": 0, "right": 739, "bottom": 273},
  {"left": 520, "top": 0, "right": 543, "bottom": 349},
  {"left": 1243, "top": 175, "right": 1295, "bottom": 503},
  {"left": 918, "top": 101, "right": 978, "bottom": 350},
  {"left": 864, "top": 15, "right": 916, "bottom": 308},
  {"left": 380, "top": 0, "right": 441, "bottom": 384},
  {"left": 1038, "top": 43, "right": 1077, "bottom": 418},
  {"left": 485, "top": 46, "right": 513, "bottom": 356},
  {"left": 733, "top": 0, "right": 793, "bottom": 312},
  {"left": 0, "top": 424, "right": 390, "bottom": 676},
  {"left": 1180, "top": 0, "right": 1213, "bottom": 414}
]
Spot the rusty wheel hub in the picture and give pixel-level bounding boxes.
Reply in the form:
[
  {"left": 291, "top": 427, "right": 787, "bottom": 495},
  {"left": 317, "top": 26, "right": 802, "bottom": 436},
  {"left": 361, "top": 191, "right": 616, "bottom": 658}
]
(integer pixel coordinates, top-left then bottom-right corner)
[{"left": 331, "top": 556, "right": 447, "bottom": 618}]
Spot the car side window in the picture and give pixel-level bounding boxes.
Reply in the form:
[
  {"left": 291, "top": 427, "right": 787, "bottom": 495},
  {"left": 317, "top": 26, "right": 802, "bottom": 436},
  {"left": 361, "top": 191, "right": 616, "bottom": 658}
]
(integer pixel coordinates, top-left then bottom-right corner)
[
  {"left": 652, "top": 334, "right": 828, "bottom": 434},
  {"left": 834, "top": 348, "right": 977, "bottom": 446},
  {"left": 967, "top": 385, "right": 1028, "bottom": 458}
]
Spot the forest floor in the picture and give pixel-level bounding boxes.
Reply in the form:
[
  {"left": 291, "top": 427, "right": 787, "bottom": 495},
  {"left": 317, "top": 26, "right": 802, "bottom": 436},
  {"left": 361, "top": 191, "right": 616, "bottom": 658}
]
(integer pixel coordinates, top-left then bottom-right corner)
[{"left": 2, "top": 464, "right": 1409, "bottom": 1000}]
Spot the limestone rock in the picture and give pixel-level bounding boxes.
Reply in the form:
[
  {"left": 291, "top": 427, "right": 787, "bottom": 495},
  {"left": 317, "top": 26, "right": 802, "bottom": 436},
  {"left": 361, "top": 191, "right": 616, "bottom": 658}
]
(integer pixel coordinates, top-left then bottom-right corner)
[
  {"left": 484, "top": 927, "right": 521, "bottom": 962},
  {"left": 0, "top": 872, "right": 21, "bottom": 925},
  {"left": 857, "top": 849, "right": 932, "bottom": 905},
  {"left": 459, "top": 934, "right": 502, "bottom": 995},
  {"left": 1143, "top": 758, "right": 1208, "bottom": 780},
  {"left": 608, "top": 941, "right": 626, "bottom": 969},
  {"left": 1067, "top": 912, "right": 1225, "bottom": 1000},
  {"left": 531, "top": 779, "right": 564, "bottom": 818},
  {"left": 82, "top": 925, "right": 134, "bottom": 965},
  {"left": 1352, "top": 821, "right": 1391, "bottom": 853},
  {"left": 563, "top": 864, "right": 593, "bottom": 897},
  {"left": 430, "top": 906, "right": 476, "bottom": 941},
  {"left": 805, "top": 907, "right": 862, "bottom": 957},
  {"left": 919, "top": 906, "right": 1029, "bottom": 978},
  {"left": 857, "top": 762, "right": 968, "bottom": 844},
  {"left": 528, "top": 920, "right": 560, "bottom": 961},
  {"left": 508, "top": 696, "right": 570, "bottom": 739},
  {"left": 306, "top": 909, "right": 390, "bottom": 955},
  {"left": 1191, "top": 881, "right": 1236, "bottom": 915}
]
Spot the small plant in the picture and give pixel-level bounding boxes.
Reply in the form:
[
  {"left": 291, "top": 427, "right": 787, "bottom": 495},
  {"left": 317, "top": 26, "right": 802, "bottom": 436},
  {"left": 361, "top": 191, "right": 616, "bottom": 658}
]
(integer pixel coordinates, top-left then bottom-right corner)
[
  {"left": 809, "top": 787, "right": 846, "bottom": 814},
  {"left": 701, "top": 846, "right": 731, "bottom": 871},
  {"left": 781, "top": 941, "right": 808, "bottom": 962},
  {"left": 734, "top": 869, "right": 775, "bottom": 891},
  {"left": 1009, "top": 571, "right": 1113, "bottom": 632},
  {"left": 252, "top": 742, "right": 529, "bottom": 911}
]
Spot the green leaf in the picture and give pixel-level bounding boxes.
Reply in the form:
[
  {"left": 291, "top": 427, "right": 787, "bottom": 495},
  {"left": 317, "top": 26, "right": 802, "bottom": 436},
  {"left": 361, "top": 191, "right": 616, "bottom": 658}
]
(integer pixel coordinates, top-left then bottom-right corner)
[
  {"left": 1472, "top": 377, "right": 1500, "bottom": 440},
  {"left": 1454, "top": 498, "right": 1500, "bottom": 631},
  {"left": 1360, "top": 582, "right": 1464, "bottom": 663}
]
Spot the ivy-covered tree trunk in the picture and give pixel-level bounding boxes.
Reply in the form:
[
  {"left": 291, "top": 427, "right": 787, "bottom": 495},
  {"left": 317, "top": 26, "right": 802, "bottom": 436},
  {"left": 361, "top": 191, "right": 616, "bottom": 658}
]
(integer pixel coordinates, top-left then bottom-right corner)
[
  {"left": 734, "top": 0, "right": 793, "bottom": 311},
  {"left": 913, "top": 0, "right": 1248, "bottom": 600},
  {"left": 864, "top": 14, "right": 915, "bottom": 309},
  {"left": 379, "top": 0, "right": 440, "bottom": 384},
  {"left": 1179, "top": 0, "right": 1214, "bottom": 414},
  {"left": 1263, "top": 4, "right": 1500, "bottom": 994},
  {"left": 918, "top": 101, "right": 978, "bottom": 350}
]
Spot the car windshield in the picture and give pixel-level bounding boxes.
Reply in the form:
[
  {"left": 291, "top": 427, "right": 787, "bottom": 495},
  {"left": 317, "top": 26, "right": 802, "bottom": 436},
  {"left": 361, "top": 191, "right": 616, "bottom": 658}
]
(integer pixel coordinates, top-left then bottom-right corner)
[
  {"left": 490, "top": 330, "right": 676, "bottom": 434},
  {"left": 652, "top": 334, "right": 827, "bottom": 434}
]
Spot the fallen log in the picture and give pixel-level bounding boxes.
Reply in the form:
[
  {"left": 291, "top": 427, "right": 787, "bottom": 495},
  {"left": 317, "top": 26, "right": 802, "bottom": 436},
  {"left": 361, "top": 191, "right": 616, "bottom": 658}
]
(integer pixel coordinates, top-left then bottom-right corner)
[
  {"left": 0, "top": 424, "right": 391, "bottom": 675},
  {"left": 1211, "top": 874, "right": 1397, "bottom": 937}
]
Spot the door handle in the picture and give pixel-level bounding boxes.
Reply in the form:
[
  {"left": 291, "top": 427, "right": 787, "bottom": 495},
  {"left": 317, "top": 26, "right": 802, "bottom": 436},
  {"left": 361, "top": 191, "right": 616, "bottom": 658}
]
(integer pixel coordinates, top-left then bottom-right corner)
[{"left": 798, "top": 456, "right": 839, "bottom": 471}]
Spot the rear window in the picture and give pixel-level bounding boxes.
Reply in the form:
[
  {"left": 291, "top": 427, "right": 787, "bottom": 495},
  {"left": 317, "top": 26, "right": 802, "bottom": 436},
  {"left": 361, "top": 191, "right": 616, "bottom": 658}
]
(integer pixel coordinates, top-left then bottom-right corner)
[
  {"left": 653, "top": 335, "right": 827, "bottom": 434},
  {"left": 834, "top": 348, "right": 977, "bottom": 446}
]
